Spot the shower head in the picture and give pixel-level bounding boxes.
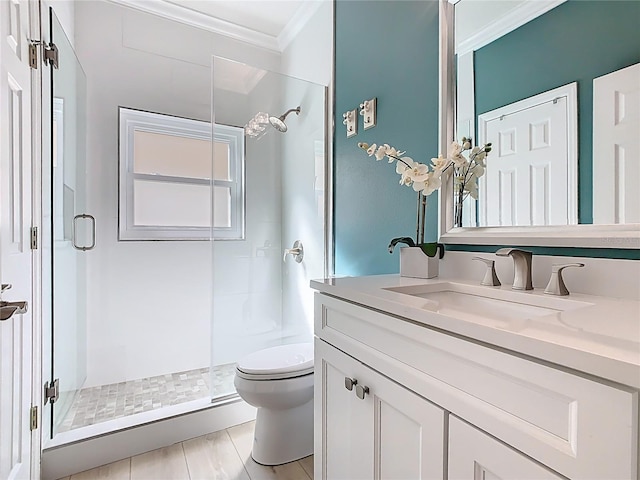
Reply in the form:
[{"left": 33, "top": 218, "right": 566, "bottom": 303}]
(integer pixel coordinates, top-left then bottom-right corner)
[{"left": 269, "top": 106, "right": 301, "bottom": 133}]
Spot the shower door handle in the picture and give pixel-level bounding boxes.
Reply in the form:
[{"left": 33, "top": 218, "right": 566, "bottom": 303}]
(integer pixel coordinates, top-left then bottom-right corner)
[{"left": 73, "top": 214, "right": 96, "bottom": 251}]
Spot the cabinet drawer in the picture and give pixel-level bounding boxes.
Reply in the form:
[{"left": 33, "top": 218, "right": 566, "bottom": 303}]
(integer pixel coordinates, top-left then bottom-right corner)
[{"left": 315, "top": 293, "right": 638, "bottom": 479}]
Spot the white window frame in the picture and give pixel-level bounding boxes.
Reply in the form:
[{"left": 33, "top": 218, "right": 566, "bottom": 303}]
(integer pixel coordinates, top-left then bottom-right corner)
[{"left": 118, "top": 107, "right": 245, "bottom": 241}]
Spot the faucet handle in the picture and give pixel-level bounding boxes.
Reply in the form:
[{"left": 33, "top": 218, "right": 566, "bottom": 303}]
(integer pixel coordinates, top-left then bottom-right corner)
[
  {"left": 544, "top": 263, "right": 584, "bottom": 296},
  {"left": 495, "top": 248, "right": 531, "bottom": 258},
  {"left": 472, "top": 257, "right": 501, "bottom": 286}
]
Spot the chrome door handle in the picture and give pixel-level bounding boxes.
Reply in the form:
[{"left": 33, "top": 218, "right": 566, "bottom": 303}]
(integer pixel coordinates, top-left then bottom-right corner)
[
  {"left": 283, "top": 240, "right": 304, "bottom": 263},
  {"left": 0, "top": 301, "right": 28, "bottom": 321},
  {"left": 73, "top": 214, "right": 96, "bottom": 251},
  {"left": 355, "top": 384, "right": 370, "bottom": 400},
  {"left": 1, "top": 284, "right": 11, "bottom": 293},
  {"left": 344, "top": 377, "right": 357, "bottom": 391}
]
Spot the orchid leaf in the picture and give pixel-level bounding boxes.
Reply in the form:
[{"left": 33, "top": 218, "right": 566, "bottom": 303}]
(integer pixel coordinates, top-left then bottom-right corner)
[
  {"left": 387, "top": 237, "right": 416, "bottom": 254},
  {"left": 419, "top": 242, "right": 445, "bottom": 259}
]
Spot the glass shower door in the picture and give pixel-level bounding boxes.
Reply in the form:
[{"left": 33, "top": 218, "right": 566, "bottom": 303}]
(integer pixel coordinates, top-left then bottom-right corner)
[{"left": 49, "top": 7, "right": 89, "bottom": 436}]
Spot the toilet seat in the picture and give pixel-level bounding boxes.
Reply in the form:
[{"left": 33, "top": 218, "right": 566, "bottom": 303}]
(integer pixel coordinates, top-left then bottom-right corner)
[{"left": 236, "top": 343, "right": 313, "bottom": 380}]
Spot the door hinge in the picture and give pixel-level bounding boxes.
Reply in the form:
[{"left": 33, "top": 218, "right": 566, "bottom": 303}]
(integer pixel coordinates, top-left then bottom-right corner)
[
  {"left": 28, "top": 44, "right": 38, "bottom": 69},
  {"left": 30, "top": 227, "right": 38, "bottom": 250},
  {"left": 44, "top": 42, "right": 59, "bottom": 69},
  {"left": 30, "top": 406, "right": 38, "bottom": 431},
  {"left": 44, "top": 379, "right": 59, "bottom": 405}
]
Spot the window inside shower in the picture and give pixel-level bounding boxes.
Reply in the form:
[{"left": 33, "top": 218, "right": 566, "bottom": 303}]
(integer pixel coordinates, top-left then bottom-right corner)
[{"left": 45, "top": 2, "right": 327, "bottom": 441}]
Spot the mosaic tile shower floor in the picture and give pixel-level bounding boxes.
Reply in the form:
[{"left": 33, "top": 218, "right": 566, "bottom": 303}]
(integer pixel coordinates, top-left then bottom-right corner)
[{"left": 58, "top": 363, "right": 238, "bottom": 433}]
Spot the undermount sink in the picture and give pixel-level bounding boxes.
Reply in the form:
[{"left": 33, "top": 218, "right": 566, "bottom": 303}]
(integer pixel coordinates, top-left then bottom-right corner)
[{"left": 384, "top": 282, "right": 591, "bottom": 324}]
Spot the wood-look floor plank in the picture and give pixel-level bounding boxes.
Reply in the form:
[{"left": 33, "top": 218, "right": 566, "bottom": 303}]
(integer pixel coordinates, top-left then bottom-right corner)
[
  {"left": 183, "top": 430, "right": 250, "bottom": 480},
  {"left": 69, "top": 458, "right": 131, "bottom": 480},
  {"left": 298, "top": 456, "right": 313, "bottom": 479},
  {"left": 227, "top": 422, "right": 311, "bottom": 480},
  {"left": 130, "top": 443, "right": 189, "bottom": 480}
]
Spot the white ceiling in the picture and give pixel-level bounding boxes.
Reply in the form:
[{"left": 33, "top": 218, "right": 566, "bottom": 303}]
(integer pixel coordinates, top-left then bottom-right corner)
[{"left": 110, "top": 0, "right": 325, "bottom": 52}]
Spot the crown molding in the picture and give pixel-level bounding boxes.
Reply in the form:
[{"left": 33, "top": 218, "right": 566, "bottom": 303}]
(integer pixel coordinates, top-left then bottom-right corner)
[
  {"left": 107, "top": 0, "right": 281, "bottom": 53},
  {"left": 277, "top": 0, "right": 325, "bottom": 51},
  {"left": 456, "top": 0, "right": 566, "bottom": 55}
]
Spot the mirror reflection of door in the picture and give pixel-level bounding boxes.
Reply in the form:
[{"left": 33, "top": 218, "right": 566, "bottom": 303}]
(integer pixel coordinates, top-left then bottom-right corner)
[
  {"left": 593, "top": 63, "right": 640, "bottom": 225},
  {"left": 478, "top": 84, "right": 577, "bottom": 227}
]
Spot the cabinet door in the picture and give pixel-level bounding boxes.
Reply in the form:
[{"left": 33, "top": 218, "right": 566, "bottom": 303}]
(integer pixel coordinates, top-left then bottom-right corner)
[
  {"left": 368, "top": 357, "right": 445, "bottom": 479},
  {"left": 316, "top": 339, "right": 445, "bottom": 480},
  {"left": 316, "top": 339, "right": 373, "bottom": 480},
  {"left": 448, "top": 417, "right": 564, "bottom": 480}
]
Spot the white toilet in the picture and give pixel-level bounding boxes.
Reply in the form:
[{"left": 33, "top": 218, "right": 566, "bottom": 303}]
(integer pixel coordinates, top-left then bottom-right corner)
[{"left": 234, "top": 342, "right": 314, "bottom": 466}]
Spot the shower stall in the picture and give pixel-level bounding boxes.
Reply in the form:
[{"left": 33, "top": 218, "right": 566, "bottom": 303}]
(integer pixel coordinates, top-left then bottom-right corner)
[{"left": 44, "top": 1, "right": 328, "bottom": 445}]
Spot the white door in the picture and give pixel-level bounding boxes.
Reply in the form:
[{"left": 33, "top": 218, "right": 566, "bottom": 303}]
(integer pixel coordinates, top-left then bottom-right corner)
[
  {"left": 593, "top": 63, "right": 640, "bottom": 224},
  {"left": 448, "top": 417, "right": 564, "bottom": 480},
  {"left": 0, "top": 0, "right": 34, "bottom": 479},
  {"left": 478, "top": 84, "right": 577, "bottom": 227}
]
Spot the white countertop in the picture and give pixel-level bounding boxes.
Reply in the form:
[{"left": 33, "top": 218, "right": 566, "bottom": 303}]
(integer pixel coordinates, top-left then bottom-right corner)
[{"left": 311, "top": 275, "right": 640, "bottom": 389}]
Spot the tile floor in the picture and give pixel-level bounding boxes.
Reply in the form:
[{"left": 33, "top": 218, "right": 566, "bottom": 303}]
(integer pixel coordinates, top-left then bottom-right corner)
[
  {"left": 59, "top": 363, "right": 238, "bottom": 432},
  {"left": 58, "top": 421, "right": 314, "bottom": 480}
]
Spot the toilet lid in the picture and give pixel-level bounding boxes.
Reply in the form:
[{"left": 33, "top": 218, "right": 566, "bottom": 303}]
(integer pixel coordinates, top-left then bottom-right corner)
[{"left": 236, "top": 343, "right": 314, "bottom": 377}]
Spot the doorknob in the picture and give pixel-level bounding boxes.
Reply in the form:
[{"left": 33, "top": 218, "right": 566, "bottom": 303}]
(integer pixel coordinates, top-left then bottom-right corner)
[
  {"left": 355, "top": 384, "right": 370, "bottom": 400},
  {"left": 344, "top": 377, "right": 358, "bottom": 391},
  {"left": 0, "top": 301, "right": 28, "bottom": 321}
]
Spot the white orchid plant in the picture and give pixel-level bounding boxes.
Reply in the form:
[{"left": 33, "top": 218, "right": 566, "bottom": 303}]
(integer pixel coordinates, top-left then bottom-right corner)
[
  {"left": 357, "top": 141, "right": 445, "bottom": 258},
  {"left": 357, "top": 137, "right": 491, "bottom": 255},
  {"left": 448, "top": 137, "right": 492, "bottom": 227}
]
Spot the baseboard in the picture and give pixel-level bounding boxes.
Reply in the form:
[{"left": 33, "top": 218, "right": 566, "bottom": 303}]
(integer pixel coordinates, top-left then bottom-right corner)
[{"left": 41, "top": 398, "right": 256, "bottom": 479}]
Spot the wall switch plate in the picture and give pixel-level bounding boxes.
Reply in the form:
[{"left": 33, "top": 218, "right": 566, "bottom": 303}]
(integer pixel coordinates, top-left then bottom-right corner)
[
  {"left": 343, "top": 109, "right": 357, "bottom": 138},
  {"left": 360, "top": 97, "right": 377, "bottom": 130}
]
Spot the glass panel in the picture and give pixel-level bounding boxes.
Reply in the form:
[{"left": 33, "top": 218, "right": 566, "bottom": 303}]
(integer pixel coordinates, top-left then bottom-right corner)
[
  {"left": 210, "top": 57, "right": 326, "bottom": 400},
  {"left": 50, "top": 8, "right": 88, "bottom": 436},
  {"left": 133, "top": 179, "right": 210, "bottom": 227},
  {"left": 133, "top": 130, "right": 212, "bottom": 179},
  {"left": 213, "top": 186, "right": 231, "bottom": 228},
  {"left": 213, "top": 141, "right": 230, "bottom": 180}
]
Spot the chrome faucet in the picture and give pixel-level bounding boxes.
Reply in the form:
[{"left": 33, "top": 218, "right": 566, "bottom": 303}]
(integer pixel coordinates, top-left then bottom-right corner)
[{"left": 495, "top": 248, "right": 533, "bottom": 290}]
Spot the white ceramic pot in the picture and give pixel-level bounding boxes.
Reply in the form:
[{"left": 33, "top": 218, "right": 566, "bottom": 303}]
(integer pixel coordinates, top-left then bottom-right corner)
[{"left": 399, "top": 246, "right": 439, "bottom": 279}]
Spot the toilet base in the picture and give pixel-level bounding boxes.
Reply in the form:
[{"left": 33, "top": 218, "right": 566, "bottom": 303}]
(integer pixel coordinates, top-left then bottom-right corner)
[{"left": 251, "top": 398, "right": 314, "bottom": 466}]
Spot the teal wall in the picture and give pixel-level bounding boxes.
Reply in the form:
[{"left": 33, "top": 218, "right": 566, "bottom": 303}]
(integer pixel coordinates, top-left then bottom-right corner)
[
  {"left": 334, "top": 0, "right": 440, "bottom": 276},
  {"left": 333, "top": 1, "right": 639, "bottom": 276},
  {"left": 474, "top": 0, "right": 640, "bottom": 224}
]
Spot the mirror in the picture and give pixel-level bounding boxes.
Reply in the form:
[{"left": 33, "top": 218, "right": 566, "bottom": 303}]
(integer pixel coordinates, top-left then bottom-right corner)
[{"left": 439, "top": 0, "right": 640, "bottom": 248}]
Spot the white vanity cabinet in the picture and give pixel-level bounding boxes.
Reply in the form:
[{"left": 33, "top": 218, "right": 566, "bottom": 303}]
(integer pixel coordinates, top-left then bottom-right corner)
[
  {"left": 315, "top": 339, "right": 445, "bottom": 480},
  {"left": 313, "top": 291, "right": 639, "bottom": 480},
  {"left": 448, "top": 417, "right": 564, "bottom": 479}
]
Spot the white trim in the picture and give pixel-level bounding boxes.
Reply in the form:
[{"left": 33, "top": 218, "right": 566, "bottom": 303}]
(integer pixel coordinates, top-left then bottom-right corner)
[
  {"left": 118, "top": 107, "right": 245, "bottom": 241},
  {"left": 440, "top": 224, "right": 640, "bottom": 249},
  {"left": 107, "top": 0, "right": 279, "bottom": 52},
  {"left": 439, "top": 0, "right": 456, "bottom": 240},
  {"left": 476, "top": 82, "right": 579, "bottom": 226},
  {"left": 278, "top": 1, "right": 325, "bottom": 52},
  {"left": 456, "top": 0, "right": 566, "bottom": 56},
  {"left": 106, "top": 0, "right": 325, "bottom": 54}
]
